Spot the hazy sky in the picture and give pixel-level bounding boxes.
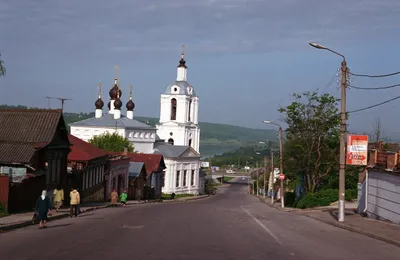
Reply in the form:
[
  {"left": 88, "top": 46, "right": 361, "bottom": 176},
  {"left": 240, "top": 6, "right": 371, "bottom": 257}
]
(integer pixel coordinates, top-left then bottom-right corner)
[{"left": 1, "top": 0, "right": 400, "bottom": 138}]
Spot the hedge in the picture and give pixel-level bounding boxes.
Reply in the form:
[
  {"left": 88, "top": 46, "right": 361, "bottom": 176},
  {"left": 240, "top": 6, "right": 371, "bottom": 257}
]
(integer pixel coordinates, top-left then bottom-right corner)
[{"left": 295, "top": 188, "right": 358, "bottom": 209}]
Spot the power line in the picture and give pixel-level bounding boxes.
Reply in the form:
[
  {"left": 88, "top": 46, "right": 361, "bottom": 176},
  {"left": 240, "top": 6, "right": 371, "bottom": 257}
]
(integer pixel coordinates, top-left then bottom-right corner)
[
  {"left": 349, "top": 71, "right": 400, "bottom": 78},
  {"left": 348, "top": 95, "right": 400, "bottom": 114},
  {"left": 350, "top": 83, "right": 400, "bottom": 90}
]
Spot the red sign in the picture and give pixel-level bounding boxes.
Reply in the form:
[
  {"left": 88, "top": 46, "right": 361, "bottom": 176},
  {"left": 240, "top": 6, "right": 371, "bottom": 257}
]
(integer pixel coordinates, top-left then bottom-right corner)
[
  {"left": 346, "top": 134, "right": 368, "bottom": 166},
  {"left": 279, "top": 174, "right": 285, "bottom": 180}
]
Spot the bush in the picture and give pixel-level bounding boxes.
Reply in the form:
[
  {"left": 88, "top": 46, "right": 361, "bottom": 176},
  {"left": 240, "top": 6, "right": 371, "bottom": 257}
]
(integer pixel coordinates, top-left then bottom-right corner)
[
  {"left": 296, "top": 188, "right": 358, "bottom": 209},
  {"left": 0, "top": 202, "right": 8, "bottom": 217},
  {"left": 345, "top": 189, "right": 358, "bottom": 201}
]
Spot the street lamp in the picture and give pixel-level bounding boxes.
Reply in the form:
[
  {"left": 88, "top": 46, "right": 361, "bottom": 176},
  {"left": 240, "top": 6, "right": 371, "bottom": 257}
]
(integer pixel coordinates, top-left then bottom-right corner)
[
  {"left": 309, "top": 42, "right": 347, "bottom": 223},
  {"left": 262, "top": 120, "right": 284, "bottom": 208}
]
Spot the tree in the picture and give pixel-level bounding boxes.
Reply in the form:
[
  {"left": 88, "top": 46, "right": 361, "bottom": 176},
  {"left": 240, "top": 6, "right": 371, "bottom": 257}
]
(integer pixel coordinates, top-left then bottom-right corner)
[
  {"left": 0, "top": 53, "right": 5, "bottom": 77},
  {"left": 279, "top": 91, "right": 340, "bottom": 193},
  {"left": 89, "top": 132, "right": 134, "bottom": 153},
  {"left": 372, "top": 117, "right": 386, "bottom": 142}
]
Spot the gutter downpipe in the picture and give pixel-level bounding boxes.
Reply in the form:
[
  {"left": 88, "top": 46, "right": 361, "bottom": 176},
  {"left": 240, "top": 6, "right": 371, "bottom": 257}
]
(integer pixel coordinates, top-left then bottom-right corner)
[{"left": 363, "top": 169, "right": 368, "bottom": 213}]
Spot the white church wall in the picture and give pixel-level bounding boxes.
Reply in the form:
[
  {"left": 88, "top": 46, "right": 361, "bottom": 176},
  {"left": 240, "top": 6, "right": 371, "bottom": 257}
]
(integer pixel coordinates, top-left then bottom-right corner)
[
  {"left": 162, "top": 158, "right": 201, "bottom": 195},
  {"left": 70, "top": 126, "right": 156, "bottom": 154}
]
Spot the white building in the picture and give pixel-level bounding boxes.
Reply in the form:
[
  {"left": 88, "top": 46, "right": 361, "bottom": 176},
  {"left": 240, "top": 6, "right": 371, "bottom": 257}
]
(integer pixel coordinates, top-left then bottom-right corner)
[
  {"left": 156, "top": 50, "right": 200, "bottom": 153},
  {"left": 69, "top": 49, "right": 203, "bottom": 195}
]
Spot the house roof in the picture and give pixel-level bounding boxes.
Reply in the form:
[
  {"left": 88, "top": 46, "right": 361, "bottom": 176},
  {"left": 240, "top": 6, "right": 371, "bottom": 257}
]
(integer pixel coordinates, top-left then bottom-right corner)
[
  {"left": 153, "top": 142, "right": 200, "bottom": 158},
  {"left": 69, "top": 113, "right": 155, "bottom": 129},
  {"left": 128, "top": 162, "right": 146, "bottom": 177},
  {"left": 68, "top": 134, "right": 109, "bottom": 162},
  {"left": 0, "top": 109, "right": 65, "bottom": 164},
  {"left": 109, "top": 152, "right": 166, "bottom": 175}
]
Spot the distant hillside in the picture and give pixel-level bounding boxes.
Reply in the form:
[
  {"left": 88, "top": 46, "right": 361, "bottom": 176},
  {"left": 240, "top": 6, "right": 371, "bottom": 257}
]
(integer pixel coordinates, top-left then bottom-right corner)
[{"left": 0, "top": 105, "right": 277, "bottom": 157}]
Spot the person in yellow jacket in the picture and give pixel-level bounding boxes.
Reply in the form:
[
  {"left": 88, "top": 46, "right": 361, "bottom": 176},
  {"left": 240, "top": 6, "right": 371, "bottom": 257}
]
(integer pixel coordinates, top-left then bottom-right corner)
[
  {"left": 53, "top": 185, "right": 64, "bottom": 212},
  {"left": 69, "top": 188, "right": 80, "bottom": 217}
]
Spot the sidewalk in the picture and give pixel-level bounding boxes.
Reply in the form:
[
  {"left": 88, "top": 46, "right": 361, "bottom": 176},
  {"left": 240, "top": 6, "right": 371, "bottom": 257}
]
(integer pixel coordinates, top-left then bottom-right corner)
[{"left": 255, "top": 195, "right": 400, "bottom": 248}]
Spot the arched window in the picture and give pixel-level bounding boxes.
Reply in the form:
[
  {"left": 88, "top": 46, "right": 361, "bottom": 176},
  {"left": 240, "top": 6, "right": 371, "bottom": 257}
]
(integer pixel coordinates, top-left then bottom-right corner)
[
  {"left": 188, "top": 99, "right": 192, "bottom": 121},
  {"left": 171, "top": 98, "right": 177, "bottom": 120},
  {"left": 168, "top": 138, "right": 174, "bottom": 145},
  {"left": 188, "top": 139, "right": 192, "bottom": 147}
]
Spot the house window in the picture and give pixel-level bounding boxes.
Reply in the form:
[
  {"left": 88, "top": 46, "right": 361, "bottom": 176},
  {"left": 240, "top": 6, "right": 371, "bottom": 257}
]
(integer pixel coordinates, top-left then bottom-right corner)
[
  {"left": 191, "top": 170, "right": 195, "bottom": 186},
  {"left": 188, "top": 139, "right": 192, "bottom": 147},
  {"left": 176, "top": 171, "right": 180, "bottom": 188},
  {"left": 171, "top": 98, "right": 177, "bottom": 120},
  {"left": 168, "top": 138, "right": 174, "bottom": 145},
  {"left": 183, "top": 170, "right": 187, "bottom": 186},
  {"left": 188, "top": 99, "right": 192, "bottom": 121}
]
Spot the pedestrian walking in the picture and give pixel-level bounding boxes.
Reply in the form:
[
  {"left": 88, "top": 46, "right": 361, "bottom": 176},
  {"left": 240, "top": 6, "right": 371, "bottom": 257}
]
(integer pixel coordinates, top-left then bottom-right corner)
[
  {"left": 111, "top": 189, "right": 118, "bottom": 207},
  {"left": 69, "top": 188, "right": 80, "bottom": 217},
  {"left": 120, "top": 190, "right": 128, "bottom": 207},
  {"left": 53, "top": 185, "right": 64, "bottom": 212},
  {"left": 35, "top": 190, "right": 52, "bottom": 229}
]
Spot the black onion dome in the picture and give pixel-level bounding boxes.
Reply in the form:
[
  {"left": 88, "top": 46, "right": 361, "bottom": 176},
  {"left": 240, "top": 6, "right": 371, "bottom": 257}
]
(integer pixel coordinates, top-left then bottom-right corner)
[
  {"left": 107, "top": 101, "right": 110, "bottom": 109},
  {"left": 178, "top": 57, "right": 187, "bottom": 68},
  {"left": 126, "top": 100, "right": 135, "bottom": 111},
  {"left": 95, "top": 98, "right": 104, "bottom": 109},
  {"left": 109, "top": 84, "right": 122, "bottom": 99},
  {"left": 114, "top": 98, "right": 122, "bottom": 110}
]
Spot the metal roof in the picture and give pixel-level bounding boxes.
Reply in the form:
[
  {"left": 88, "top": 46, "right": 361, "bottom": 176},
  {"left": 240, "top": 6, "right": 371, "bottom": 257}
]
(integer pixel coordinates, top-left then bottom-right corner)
[
  {"left": 128, "top": 162, "right": 145, "bottom": 177},
  {"left": 69, "top": 113, "right": 155, "bottom": 129},
  {"left": 164, "top": 81, "right": 197, "bottom": 96},
  {"left": 153, "top": 142, "right": 200, "bottom": 159}
]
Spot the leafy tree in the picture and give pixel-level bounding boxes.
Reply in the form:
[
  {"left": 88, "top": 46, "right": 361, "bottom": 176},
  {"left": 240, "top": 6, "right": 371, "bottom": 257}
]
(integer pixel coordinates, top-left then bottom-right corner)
[
  {"left": 279, "top": 91, "right": 340, "bottom": 193},
  {"left": 0, "top": 53, "right": 5, "bottom": 77},
  {"left": 89, "top": 132, "right": 134, "bottom": 153}
]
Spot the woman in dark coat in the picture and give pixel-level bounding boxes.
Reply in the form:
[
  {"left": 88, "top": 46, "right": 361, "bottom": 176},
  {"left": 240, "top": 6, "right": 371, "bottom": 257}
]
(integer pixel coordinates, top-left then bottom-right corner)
[{"left": 35, "top": 190, "right": 52, "bottom": 229}]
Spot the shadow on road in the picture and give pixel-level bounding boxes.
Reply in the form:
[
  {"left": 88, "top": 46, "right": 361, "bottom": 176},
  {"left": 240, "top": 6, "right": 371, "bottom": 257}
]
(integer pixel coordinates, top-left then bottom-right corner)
[
  {"left": 78, "top": 213, "right": 95, "bottom": 218},
  {"left": 46, "top": 223, "right": 72, "bottom": 229}
]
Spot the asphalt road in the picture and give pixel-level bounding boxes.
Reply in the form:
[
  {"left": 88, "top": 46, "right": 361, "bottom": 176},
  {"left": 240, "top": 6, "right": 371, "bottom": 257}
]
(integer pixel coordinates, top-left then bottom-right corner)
[{"left": 1, "top": 180, "right": 399, "bottom": 260}]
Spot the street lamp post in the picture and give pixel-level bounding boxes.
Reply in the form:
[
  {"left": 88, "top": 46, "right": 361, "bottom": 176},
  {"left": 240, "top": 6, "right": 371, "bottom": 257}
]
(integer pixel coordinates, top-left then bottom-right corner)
[
  {"left": 262, "top": 121, "right": 284, "bottom": 208},
  {"left": 309, "top": 42, "right": 347, "bottom": 223}
]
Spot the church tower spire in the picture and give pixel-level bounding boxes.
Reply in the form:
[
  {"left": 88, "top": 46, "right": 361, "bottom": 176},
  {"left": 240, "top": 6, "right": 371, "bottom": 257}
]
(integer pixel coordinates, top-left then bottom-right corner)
[
  {"left": 126, "top": 84, "right": 135, "bottom": 119},
  {"left": 95, "top": 81, "right": 104, "bottom": 118},
  {"left": 108, "top": 65, "right": 122, "bottom": 114},
  {"left": 176, "top": 44, "right": 187, "bottom": 81}
]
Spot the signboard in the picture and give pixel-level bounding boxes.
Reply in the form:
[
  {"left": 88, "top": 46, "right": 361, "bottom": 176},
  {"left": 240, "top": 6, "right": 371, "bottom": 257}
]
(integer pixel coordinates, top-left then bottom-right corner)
[
  {"left": 201, "top": 162, "right": 210, "bottom": 168},
  {"left": 279, "top": 174, "right": 285, "bottom": 181},
  {"left": 346, "top": 134, "right": 368, "bottom": 166}
]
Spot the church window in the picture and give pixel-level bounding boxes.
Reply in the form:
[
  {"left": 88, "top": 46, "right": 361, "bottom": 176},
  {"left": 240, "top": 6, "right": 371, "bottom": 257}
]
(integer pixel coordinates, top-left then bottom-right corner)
[
  {"left": 188, "top": 139, "right": 192, "bottom": 147},
  {"left": 183, "top": 170, "right": 187, "bottom": 186},
  {"left": 188, "top": 99, "right": 192, "bottom": 121},
  {"left": 191, "top": 170, "right": 195, "bottom": 186},
  {"left": 168, "top": 138, "right": 174, "bottom": 145},
  {"left": 171, "top": 98, "right": 177, "bottom": 120},
  {"left": 176, "top": 171, "right": 180, "bottom": 187}
]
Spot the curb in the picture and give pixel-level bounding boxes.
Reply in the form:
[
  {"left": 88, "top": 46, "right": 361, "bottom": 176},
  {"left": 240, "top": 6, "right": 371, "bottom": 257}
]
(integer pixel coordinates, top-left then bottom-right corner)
[{"left": 253, "top": 195, "right": 400, "bottom": 248}]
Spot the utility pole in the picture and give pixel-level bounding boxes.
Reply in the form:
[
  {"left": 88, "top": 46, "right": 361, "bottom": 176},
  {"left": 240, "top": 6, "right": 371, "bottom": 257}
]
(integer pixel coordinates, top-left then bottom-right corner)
[
  {"left": 338, "top": 60, "right": 347, "bottom": 222},
  {"left": 309, "top": 42, "right": 347, "bottom": 222},
  {"left": 270, "top": 148, "right": 274, "bottom": 204},
  {"left": 256, "top": 161, "right": 259, "bottom": 196},
  {"left": 263, "top": 156, "right": 267, "bottom": 199},
  {"left": 278, "top": 126, "right": 285, "bottom": 208}
]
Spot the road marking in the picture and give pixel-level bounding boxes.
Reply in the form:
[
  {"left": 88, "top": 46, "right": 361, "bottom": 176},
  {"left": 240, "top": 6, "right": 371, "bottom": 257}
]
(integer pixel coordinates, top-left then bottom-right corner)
[{"left": 240, "top": 205, "right": 283, "bottom": 246}]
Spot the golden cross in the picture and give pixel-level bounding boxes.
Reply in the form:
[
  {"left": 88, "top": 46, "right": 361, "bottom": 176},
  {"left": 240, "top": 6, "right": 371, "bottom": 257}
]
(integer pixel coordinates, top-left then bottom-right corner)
[
  {"left": 181, "top": 44, "right": 185, "bottom": 58},
  {"left": 115, "top": 65, "right": 119, "bottom": 79},
  {"left": 97, "top": 81, "right": 103, "bottom": 96}
]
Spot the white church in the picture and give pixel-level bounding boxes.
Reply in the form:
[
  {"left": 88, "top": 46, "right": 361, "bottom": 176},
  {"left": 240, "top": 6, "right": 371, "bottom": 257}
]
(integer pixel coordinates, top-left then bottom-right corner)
[{"left": 70, "top": 48, "right": 204, "bottom": 195}]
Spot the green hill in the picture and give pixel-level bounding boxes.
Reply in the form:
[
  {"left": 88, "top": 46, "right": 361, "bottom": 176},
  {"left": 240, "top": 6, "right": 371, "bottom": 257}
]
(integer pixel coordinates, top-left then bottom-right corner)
[{"left": 0, "top": 105, "right": 277, "bottom": 157}]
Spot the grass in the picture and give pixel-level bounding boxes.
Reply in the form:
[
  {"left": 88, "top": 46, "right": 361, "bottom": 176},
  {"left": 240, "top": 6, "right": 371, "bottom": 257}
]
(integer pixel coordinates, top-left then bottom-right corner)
[
  {"left": 161, "top": 193, "right": 195, "bottom": 200},
  {"left": 223, "top": 176, "right": 234, "bottom": 182}
]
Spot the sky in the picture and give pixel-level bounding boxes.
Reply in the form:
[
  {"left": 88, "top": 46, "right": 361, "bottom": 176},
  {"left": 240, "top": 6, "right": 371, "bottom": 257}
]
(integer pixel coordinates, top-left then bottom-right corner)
[{"left": 1, "top": 0, "right": 400, "bottom": 138}]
